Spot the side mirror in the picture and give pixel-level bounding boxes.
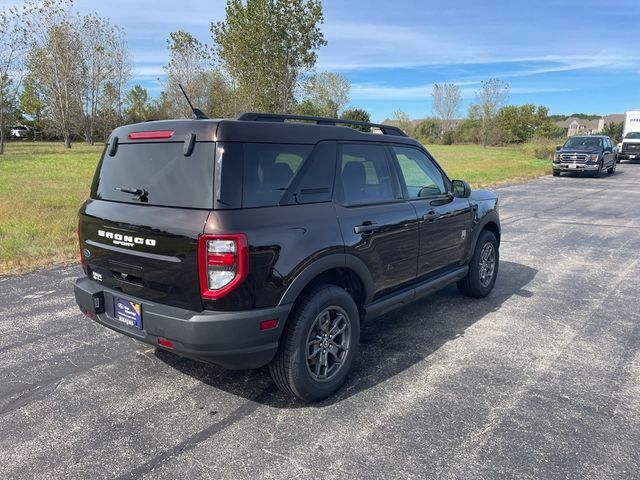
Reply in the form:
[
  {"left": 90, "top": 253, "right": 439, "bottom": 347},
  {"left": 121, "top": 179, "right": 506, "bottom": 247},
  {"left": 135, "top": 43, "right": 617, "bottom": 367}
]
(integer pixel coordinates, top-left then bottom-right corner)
[
  {"left": 452, "top": 179, "right": 471, "bottom": 198},
  {"left": 555, "top": 145, "right": 562, "bottom": 151}
]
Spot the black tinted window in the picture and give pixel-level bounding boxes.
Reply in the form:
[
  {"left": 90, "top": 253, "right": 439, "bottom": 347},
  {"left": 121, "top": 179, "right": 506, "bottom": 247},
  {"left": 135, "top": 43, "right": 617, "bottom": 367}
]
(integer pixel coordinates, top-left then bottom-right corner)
[
  {"left": 338, "top": 144, "right": 394, "bottom": 205},
  {"left": 242, "top": 143, "right": 313, "bottom": 208},
  {"left": 92, "top": 142, "right": 214, "bottom": 209},
  {"left": 286, "top": 142, "right": 335, "bottom": 204}
]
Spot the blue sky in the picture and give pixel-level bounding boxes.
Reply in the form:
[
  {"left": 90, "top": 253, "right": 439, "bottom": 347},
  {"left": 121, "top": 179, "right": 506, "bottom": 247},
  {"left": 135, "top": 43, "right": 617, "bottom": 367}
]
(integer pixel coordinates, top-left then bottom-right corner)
[{"left": 6, "top": 0, "right": 640, "bottom": 121}]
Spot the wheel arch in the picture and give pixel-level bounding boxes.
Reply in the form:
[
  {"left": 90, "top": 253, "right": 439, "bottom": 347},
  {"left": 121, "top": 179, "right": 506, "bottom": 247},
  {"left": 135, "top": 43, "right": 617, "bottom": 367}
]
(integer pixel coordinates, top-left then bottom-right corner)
[
  {"left": 466, "top": 211, "right": 501, "bottom": 263},
  {"left": 278, "top": 254, "right": 374, "bottom": 312}
]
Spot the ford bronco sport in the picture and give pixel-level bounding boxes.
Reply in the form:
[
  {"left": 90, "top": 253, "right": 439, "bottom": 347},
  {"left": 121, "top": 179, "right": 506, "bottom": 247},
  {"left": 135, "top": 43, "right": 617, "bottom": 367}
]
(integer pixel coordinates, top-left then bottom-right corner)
[{"left": 74, "top": 112, "right": 501, "bottom": 402}]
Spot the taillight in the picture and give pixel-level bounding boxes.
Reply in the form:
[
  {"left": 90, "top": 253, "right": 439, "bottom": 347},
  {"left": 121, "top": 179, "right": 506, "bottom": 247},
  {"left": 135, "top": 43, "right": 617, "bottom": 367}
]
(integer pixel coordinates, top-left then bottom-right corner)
[
  {"left": 77, "top": 217, "right": 84, "bottom": 268},
  {"left": 198, "top": 234, "right": 248, "bottom": 300}
]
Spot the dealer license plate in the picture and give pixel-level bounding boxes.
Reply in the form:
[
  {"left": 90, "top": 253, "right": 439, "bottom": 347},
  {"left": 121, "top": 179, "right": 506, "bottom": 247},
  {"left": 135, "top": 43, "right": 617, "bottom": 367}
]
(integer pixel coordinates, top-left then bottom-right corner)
[{"left": 113, "top": 297, "right": 142, "bottom": 329}]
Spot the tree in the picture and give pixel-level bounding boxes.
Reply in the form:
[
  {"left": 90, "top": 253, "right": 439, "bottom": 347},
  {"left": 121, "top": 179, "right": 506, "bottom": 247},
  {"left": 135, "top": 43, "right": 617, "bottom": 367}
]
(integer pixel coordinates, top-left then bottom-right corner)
[
  {"left": 80, "top": 14, "right": 129, "bottom": 144},
  {"left": 164, "top": 30, "right": 213, "bottom": 118},
  {"left": 454, "top": 104, "right": 482, "bottom": 144},
  {"left": 602, "top": 121, "right": 623, "bottom": 143},
  {"left": 19, "top": 75, "right": 44, "bottom": 135},
  {"left": 25, "top": 0, "right": 129, "bottom": 148},
  {"left": 340, "top": 108, "right": 371, "bottom": 131},
  {"left": 299, "top": 71, "right": 349, "bottom": 118},
  {"left": 123, "top": 85, "right": 150, "bottom": 124},
  {"left": 26, "top": 3, "right": 84, "bottom": 149},
  {"left": 496, "top": 104, "right": 563, "bottom": 143},
  {"left": 475, "top": 78, "right": 509, "bottom": 147},
  {"left": 0, "top": 5, "right": 28, "bottom": 154},
  {"left": 393, "top": 110, "right": 414, "bottom": 136},
  {"left": 212, "top": 0, "right": 326, "bottom": 113},
  {"left": 431, "top": 83, "right": 460, "bottom": 137},
  {"left": 413, "top": 118, "right": 439, "bottom": 144}
]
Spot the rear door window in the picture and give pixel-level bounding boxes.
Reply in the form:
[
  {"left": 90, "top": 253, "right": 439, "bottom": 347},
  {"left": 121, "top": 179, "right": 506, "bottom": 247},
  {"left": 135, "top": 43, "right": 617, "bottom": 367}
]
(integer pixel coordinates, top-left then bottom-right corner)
[
  {"left": 92, "top": 142, "right": 214, "bottom": 209},
  {"left": 337, "top": 144, "right": 395, "bottom": 205}
]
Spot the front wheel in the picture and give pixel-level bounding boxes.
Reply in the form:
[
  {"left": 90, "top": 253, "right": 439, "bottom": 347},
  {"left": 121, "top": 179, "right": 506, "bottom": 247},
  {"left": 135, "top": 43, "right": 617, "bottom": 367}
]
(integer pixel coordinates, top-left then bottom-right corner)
[
  {"left": 607, "top": 161, "right": 616, "bottom": 175},
  {"left": 458, "top": 230, "right": 499, "bottom": 298},
  {"left": 593, "top": 161, "right": 603, "bottom": 177},
  {"left": 553, "top": 170, "right": 560, "bottom": 177},
  {"left": 269, "top": 284, "right": 360, "bottom": 402}
]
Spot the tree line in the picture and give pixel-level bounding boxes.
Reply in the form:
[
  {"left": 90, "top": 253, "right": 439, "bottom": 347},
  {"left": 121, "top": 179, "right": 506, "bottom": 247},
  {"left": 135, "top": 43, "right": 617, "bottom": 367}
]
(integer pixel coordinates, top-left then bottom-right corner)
[
  {"left": 1, "top": 0, "right": 366, "bottom": 152},
  {"left": 395, "top": 79, "right": 565, "bottom": 147},
  {"left": 1, "top": 0, "right": 586, "bottom": 153}
]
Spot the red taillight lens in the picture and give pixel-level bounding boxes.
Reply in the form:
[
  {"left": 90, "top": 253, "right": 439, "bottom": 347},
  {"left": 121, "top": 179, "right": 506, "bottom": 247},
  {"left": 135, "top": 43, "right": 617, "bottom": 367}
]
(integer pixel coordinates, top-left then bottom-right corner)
[
  {"left": 77, "top": 217, "right": 84, "bottom": 268},
  {"left": 198, "top": 234, "right": 248, "bottom": 300},
  {"left": 127, "top": 130, "right": 174, "bottom": 140},
  {"left": 158, "top": 338, "right": 174, "bottom": 349}
]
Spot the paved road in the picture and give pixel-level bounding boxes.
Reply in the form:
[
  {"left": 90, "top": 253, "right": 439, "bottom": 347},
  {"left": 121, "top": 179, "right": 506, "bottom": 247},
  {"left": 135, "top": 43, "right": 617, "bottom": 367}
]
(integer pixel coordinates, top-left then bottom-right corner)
[{"left": 1, "top": 164, "right": 640, "bottom": 480}]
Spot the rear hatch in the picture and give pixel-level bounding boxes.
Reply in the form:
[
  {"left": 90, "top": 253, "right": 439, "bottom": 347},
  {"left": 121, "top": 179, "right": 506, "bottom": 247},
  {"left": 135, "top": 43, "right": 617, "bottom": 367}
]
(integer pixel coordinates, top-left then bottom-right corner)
[{"left": 79, "top": 121, "right": 217, "bottom": 311}]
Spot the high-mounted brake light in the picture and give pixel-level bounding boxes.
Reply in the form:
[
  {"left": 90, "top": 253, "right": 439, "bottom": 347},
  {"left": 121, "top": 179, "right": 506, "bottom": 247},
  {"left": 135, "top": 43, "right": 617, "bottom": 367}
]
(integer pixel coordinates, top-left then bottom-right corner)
[
  {"left": 127, "top": 130, "right": 174, "bottom": 140},
  {"left": 198, "top": 234, "right": 249, "bottom": 300}
]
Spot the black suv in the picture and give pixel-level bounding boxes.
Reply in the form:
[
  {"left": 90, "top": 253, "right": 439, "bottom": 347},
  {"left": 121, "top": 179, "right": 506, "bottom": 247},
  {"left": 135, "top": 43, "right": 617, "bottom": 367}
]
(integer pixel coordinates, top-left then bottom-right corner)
[
  {"left": 552, "top": 135, "right": 617, "bottom": 177},
  {"left": 74, "top": 113, "right": 500, "bottom": 401}
]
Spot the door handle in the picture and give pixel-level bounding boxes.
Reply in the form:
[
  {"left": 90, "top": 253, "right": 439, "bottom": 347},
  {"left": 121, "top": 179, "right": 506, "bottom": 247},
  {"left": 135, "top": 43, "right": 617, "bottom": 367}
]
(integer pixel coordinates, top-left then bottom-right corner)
[
  {"left": 354, "top": 222, "right": 378, "bottom": 234},
  {"left": 422, "top": 210, "right": 440, "bottom": 221}
]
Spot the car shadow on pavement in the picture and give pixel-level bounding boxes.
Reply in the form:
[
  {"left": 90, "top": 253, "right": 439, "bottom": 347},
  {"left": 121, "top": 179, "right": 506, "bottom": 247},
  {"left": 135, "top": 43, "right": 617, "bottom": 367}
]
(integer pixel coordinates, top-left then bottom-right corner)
[{"left": 155, "top": 260, "right": 537, "bottom": 408}]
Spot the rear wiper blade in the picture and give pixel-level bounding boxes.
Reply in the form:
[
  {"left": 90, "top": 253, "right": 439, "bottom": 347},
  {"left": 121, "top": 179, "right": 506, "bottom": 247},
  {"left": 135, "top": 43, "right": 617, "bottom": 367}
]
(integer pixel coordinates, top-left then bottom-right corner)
[
  {"left": 114, "top": 186, "right": 149, "bottom": 202},
  {"left": 115, "top": 186, "right": 146, "bottom": 196}
]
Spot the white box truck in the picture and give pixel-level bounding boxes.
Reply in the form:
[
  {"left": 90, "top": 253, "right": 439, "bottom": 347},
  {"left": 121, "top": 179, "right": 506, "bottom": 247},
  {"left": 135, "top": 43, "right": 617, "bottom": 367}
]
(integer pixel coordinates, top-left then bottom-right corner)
[{"left": 618, "top": 111, "right": 640, "bottom": 161}]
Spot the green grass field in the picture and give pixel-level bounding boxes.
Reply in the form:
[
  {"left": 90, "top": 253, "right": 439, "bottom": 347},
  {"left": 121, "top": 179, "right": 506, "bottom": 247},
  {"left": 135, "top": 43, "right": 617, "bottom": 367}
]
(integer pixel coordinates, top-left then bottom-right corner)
[
  {"left": 0, "top": 142, "right": 102, "bottom": 275},
  {"left": 0, "top": 141, "right": 551, "bottom": 276}
]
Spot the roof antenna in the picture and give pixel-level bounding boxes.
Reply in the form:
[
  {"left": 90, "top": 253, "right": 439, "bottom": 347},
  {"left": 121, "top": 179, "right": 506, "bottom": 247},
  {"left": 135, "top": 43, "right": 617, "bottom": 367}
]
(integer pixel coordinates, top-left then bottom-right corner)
[{"left": 178, "top": 83, "right": 208, "bottom": 119}]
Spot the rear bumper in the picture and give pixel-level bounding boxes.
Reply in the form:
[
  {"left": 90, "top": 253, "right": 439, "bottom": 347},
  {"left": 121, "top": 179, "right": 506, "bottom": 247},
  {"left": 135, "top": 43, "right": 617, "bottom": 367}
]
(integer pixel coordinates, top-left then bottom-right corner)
[{"left": 74, "top": 277, "right": 292, "bottom": 369}]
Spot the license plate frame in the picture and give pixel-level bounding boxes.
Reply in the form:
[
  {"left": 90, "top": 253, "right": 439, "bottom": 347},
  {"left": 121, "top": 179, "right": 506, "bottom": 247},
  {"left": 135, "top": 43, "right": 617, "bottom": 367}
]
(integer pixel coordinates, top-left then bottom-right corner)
[{"left": 113, "top": 297, "right": 143, "bottom": 330}]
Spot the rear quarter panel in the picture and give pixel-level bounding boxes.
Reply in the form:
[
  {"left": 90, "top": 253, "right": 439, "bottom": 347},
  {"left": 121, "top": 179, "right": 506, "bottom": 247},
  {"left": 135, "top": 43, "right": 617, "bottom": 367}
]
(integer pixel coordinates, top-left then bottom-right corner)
[{"left": 205, "top": 202, "right": 343, "bottom": 310}]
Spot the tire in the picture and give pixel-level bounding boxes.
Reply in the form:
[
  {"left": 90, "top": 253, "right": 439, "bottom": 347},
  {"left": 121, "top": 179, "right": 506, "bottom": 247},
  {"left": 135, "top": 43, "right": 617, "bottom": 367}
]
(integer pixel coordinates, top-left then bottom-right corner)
[
  {"left": 553, "top": 170, "right": 560, "bottom": 177},
  {"left": 269, "top": 284, "right": 360, "bottom": 402},
  {"left": 607, "top": 161, "right": 616, "bottom": 175},
  {"left": 593, "top": 161, "right": 603, "bottom": 177},
  {"left": 616, "top": 154, "right": 621, "bottom": 164},
  {"left": 457, "top": 230, "right": 499, "bottom": 298}
]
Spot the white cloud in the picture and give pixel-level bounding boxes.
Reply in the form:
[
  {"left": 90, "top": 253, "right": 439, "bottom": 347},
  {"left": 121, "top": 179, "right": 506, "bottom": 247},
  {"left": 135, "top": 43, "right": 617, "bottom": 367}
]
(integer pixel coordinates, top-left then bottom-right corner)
[{"left": 350, "top": 81, "right": 574, "bottom": 101}]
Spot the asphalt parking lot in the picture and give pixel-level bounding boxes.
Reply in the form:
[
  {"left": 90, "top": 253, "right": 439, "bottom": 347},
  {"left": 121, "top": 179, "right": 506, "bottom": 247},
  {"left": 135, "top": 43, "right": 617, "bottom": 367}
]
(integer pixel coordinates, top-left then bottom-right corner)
[{"left": 1, "top": 164, "right": 639, "bottom": 480}]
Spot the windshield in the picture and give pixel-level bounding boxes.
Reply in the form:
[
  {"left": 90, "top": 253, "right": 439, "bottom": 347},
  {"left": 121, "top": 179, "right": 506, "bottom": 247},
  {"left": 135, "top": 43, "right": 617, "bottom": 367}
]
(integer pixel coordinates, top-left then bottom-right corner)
[
  {"left": 563, "top": 137, "right": 602, "bottom": 149},
  {"left": 625, "top": 132, "right": 640, "bottom": 139},
  {"left": 92, "top": 142, "right": 214, "bottom": 209}
]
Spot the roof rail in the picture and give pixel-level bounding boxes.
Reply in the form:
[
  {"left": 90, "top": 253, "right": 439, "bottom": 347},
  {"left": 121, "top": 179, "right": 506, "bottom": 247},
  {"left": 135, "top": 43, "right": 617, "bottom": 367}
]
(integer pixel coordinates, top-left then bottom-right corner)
[{"left": 234, "top": 112, "right": 408, "bottom": 137}]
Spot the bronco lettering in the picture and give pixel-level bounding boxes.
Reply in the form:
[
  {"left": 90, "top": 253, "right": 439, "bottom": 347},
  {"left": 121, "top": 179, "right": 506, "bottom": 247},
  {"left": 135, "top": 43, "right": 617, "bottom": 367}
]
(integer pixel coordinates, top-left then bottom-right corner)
[{"left": 97, "top": 229, "right": 156, "bottom": 248}]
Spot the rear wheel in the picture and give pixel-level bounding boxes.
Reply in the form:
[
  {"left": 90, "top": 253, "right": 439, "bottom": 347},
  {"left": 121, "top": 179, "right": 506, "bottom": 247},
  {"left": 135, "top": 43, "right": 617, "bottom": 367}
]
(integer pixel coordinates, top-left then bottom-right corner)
[
  {"left": 269, "top": 284, "right": 360, "bottom": 402},
  {"left": 458, "top": 230, "right": 499, "bottom": 298}
]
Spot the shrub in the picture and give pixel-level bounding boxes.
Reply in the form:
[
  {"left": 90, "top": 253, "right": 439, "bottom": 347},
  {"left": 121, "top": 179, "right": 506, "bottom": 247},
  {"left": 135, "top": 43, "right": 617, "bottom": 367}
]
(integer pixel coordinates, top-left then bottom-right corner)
[{"left": 520, "top": 136, "right": 562, "bottom": 160}]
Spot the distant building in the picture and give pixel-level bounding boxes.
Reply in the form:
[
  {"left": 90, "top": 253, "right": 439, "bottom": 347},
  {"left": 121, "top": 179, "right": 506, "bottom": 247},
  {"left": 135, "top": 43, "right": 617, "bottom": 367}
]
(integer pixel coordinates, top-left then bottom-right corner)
[{"left": 556, "top": 114, "right": 624, "bottom": 137}]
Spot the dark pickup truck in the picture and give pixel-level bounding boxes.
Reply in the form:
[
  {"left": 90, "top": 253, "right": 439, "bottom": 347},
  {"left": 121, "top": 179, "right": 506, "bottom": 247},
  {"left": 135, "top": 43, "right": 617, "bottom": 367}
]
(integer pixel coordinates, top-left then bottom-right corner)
[
  {"left": 553, "top": 135, "right": 617, "bottom": 177},
  {"left": 74, "top": 113, "right": 501, "bottom": 401}
]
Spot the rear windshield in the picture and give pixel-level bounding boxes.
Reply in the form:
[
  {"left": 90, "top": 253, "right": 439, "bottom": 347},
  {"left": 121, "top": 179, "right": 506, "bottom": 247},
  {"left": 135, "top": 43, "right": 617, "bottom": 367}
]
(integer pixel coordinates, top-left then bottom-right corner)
[{"left": 91, "top": 142, "right": 214, "bottom": 209}]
